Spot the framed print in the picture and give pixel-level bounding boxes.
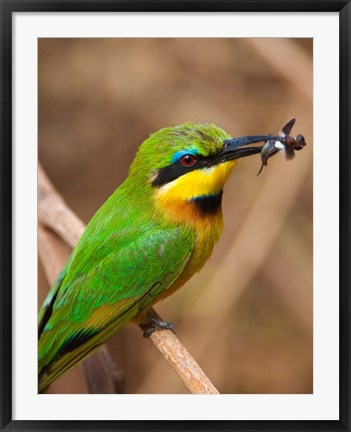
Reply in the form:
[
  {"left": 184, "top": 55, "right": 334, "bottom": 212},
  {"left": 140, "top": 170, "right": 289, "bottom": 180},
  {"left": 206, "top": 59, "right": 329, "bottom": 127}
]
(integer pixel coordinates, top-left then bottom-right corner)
[{"left": 1, "top": 1, "right": 350, "bottom": 431}]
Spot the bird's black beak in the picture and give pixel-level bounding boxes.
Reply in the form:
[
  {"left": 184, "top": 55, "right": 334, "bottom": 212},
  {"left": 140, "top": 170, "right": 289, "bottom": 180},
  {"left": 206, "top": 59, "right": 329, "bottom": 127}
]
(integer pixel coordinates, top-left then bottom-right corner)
[{"left": 217, "top": 134, "right": 284, "bottom": 162}]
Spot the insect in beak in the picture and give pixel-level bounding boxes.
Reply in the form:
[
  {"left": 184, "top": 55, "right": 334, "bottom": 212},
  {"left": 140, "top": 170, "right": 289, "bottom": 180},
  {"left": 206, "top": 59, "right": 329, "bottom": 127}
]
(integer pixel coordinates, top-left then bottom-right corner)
[{"left": 257, "top": 118, "right": 307, "bottom": 175}]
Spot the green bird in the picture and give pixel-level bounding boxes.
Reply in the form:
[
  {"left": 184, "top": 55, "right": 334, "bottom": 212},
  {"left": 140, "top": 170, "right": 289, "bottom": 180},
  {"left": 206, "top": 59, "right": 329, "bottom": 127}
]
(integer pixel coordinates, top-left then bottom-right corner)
[{"left": 38, "top": 123, "right": 283, "bottom": 392}]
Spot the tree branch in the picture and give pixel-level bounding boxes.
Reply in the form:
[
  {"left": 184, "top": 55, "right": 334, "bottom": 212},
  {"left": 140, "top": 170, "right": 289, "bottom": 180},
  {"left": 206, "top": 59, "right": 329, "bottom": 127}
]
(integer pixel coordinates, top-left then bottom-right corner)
[{"left": 38, "top": 163, "right": 219, "bottom": 394}]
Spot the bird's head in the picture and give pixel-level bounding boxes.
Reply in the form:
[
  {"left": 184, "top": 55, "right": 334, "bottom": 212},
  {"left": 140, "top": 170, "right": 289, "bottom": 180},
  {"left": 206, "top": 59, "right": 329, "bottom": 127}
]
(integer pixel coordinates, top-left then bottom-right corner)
[{"left": 128, "top": 123, "right": 264, "bottom": 224}]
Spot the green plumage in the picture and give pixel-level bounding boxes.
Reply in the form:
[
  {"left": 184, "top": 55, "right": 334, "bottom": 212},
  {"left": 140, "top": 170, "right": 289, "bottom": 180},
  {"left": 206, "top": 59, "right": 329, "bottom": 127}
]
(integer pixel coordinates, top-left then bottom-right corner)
[
  {"left": 39, "top": 224, "right": 193, "bottom": 391},
  {"left": 38, "top": 123, "right": 236, "bottom": 392}
]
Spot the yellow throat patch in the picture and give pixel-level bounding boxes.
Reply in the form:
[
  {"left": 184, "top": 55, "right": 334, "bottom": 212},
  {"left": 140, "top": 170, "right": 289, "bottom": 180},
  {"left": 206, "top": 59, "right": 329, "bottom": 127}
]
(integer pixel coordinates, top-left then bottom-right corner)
[{"left": 154, "top": 160, "right": 236, "bottom": 224}]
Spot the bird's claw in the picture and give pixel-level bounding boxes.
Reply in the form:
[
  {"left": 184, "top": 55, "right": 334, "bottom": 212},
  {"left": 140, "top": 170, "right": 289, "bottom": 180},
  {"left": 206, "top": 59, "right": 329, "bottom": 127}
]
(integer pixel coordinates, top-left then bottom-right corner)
[
  {"left": 139, "top": 308, "right": 176, "bottom": 338},
  {"left": 142, "top": 319, "right": 176, "bottom": 338}
]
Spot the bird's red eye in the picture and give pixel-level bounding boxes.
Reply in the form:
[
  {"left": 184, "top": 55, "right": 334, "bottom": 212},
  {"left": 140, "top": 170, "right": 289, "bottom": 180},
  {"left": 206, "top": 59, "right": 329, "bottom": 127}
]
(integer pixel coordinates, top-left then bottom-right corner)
[{"left": 180, "top": 154, "right": 196, "bottom": 167}]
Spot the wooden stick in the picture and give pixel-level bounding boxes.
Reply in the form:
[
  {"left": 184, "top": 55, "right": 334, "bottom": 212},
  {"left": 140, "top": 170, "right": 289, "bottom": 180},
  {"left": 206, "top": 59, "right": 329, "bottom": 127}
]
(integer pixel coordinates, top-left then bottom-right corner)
[
  {"left": 38, "top": 165, "right": 85, "bottom": 248},
  {"left": 82, "top": 348, "right": 125, "bottom": 395},
  {"left": 38, "top": 163, "right": 219, "bottom": 394},
  {"left": 139, "top": 309, "right": 219, "bottom": 394}
]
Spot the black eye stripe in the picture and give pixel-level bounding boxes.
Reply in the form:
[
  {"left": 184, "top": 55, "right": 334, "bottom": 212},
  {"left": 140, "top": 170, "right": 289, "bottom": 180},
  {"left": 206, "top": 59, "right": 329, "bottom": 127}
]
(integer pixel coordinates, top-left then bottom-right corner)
[
  {"left": 152, "top": 156, "right": 208, "bottom": 187},
  {"left": 152, "top": 141, "right": 264, "bottom": 188}
]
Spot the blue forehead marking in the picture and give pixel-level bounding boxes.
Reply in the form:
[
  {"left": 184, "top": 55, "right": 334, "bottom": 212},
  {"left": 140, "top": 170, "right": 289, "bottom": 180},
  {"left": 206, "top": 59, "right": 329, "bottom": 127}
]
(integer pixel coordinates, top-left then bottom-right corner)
[{"left": 172, "top": 149, "right": 198, "bottom": 163}]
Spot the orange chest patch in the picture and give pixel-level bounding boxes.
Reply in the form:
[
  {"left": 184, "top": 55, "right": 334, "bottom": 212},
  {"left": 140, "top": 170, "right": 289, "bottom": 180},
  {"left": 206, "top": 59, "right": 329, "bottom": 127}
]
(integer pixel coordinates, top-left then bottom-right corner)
[{"left": 154, "top": 195, "right": 224, "bottom": 301}]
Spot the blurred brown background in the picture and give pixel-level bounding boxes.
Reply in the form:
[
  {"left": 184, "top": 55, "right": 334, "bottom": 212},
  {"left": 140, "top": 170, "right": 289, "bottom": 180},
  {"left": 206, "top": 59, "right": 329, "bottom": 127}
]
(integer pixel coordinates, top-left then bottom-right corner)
[{"left": 38, "top": 38, "right": 313, "bottom": 394}]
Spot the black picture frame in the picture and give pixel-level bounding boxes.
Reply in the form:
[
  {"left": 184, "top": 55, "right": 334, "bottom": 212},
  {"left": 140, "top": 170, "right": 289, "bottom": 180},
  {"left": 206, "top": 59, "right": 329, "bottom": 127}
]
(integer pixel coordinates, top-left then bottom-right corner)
[{"left": 1, "top": 1, "right": 350, "bottom": 431}]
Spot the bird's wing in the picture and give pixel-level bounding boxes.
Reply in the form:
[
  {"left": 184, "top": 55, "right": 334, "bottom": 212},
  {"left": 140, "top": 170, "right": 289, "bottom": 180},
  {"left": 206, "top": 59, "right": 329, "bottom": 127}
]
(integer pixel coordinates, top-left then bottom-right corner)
[
  {"left": 38, "top": 254, "right": 74, "bottom": 336},
  {"left": 38, "top": 227, "right": 194, "bottom": 391}
]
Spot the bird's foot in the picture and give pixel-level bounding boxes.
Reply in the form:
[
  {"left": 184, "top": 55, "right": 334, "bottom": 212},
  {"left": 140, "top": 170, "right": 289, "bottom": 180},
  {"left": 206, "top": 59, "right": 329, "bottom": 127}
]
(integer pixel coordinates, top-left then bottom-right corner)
[{"left": 139, "top": 308, "right": 176, "bottom": 338}]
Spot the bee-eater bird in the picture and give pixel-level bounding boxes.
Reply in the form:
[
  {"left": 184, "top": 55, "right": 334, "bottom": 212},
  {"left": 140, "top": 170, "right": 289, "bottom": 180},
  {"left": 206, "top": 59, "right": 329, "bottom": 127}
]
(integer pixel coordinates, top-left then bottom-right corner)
[{"left": 38, "top": 123, "right": 290, "bottom": 392}]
